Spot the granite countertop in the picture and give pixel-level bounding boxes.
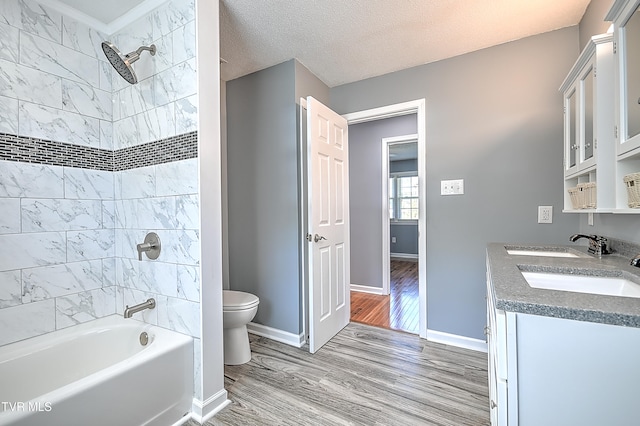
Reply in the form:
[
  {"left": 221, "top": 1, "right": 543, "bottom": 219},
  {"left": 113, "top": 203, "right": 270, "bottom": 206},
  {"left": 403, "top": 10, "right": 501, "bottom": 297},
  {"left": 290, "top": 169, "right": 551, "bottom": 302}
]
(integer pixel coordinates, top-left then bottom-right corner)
[{"left": 486, "top": 242, "right": 640, "bottom": 327}]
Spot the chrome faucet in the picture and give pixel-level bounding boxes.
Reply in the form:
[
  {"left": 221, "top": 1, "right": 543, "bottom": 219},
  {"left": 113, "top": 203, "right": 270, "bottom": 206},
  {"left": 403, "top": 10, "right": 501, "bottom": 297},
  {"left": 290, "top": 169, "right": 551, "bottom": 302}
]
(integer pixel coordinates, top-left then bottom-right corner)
[
  {"left": 124, "top": 298, "right": 156, "bottom": 319},
  {"left": 631, "top": 254, "right": 640, "bottom": 268},
  {"left": 569, "top": 234, "right": 611, "bottom": 257}
]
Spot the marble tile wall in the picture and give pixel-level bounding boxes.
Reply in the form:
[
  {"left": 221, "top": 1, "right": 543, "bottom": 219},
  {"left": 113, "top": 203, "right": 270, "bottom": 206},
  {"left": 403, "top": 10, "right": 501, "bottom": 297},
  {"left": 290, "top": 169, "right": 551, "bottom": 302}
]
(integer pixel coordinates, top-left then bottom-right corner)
[{"left": 0, "top": 0, "right": 201, "bottom": 349}]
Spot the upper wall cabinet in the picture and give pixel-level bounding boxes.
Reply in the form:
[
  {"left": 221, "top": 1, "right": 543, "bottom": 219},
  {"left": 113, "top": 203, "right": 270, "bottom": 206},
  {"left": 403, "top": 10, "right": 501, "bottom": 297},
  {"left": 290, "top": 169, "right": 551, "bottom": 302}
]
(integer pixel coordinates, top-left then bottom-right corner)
[
  {"left": 607, "top": 0, "right": 640, "bottom": 211},
  {"left": 607, "top": 0, "right": 640, "bottom": 158},
  {"left": 559, "top": 34, "right": 615, "bottom": 212}
]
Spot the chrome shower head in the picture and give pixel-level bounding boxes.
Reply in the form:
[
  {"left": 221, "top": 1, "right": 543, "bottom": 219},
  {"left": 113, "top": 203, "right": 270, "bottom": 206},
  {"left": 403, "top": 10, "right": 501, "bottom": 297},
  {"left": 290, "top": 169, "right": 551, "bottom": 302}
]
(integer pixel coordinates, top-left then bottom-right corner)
[{"left": 101, "top": 41, "right": 156, "bottom": 85}]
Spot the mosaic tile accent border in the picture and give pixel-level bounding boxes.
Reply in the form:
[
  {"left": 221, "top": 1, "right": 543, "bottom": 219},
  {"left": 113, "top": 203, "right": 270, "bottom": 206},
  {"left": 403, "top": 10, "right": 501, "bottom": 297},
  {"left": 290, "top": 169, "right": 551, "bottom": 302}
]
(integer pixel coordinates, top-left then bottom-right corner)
[
  {"left": 114, "top": 132, "right": 198, "bottom": 171},
  {"left": 0, "top": 131, "right": 198, "bottom": 171}
]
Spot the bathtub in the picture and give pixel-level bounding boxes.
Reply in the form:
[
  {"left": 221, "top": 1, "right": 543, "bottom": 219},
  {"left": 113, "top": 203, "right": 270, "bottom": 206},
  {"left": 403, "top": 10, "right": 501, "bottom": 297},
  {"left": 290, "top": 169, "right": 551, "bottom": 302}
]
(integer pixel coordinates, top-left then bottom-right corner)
[{"left": 0, "top": 315, "right": 193, "bottom": 426}]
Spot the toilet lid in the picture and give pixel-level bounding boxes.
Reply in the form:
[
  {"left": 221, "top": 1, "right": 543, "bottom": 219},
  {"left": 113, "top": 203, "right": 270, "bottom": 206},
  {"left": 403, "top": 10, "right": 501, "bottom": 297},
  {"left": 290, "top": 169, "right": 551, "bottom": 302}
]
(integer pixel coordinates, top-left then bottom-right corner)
[{"left": 223, "top": 290, "right": 259, "bottom": 310}]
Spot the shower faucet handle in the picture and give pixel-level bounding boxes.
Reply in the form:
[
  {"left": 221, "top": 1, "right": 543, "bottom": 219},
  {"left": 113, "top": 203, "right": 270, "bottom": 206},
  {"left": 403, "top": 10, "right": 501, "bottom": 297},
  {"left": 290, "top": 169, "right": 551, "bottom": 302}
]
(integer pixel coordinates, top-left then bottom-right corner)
[{"left": 137, "top": 232, "right": 161, "bottom": 261}]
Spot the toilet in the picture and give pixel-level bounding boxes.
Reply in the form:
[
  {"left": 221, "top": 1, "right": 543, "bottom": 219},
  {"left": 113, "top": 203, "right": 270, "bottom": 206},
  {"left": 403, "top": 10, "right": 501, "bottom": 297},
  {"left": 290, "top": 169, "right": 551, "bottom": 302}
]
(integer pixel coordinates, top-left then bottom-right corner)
[{"left": 222, "top": 290, "right": 260, "bottom": 365}]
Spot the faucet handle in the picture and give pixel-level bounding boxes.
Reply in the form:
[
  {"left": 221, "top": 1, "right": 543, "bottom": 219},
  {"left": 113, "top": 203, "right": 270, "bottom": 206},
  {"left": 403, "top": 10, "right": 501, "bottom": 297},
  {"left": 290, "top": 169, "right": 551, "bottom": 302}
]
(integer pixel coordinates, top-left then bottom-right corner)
[
  {"left": 631, "top": 254, "right": 640, "bottom": 267},
  {"left": 137, "top": 232, "right": 161, "bottom": 261}
]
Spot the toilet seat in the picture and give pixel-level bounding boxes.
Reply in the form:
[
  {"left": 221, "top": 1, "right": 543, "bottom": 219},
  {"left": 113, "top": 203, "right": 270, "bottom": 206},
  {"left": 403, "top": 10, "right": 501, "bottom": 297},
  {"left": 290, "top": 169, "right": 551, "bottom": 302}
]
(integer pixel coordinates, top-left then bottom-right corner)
[{"left": 223, "top": 290, "right": 259, "bottom": 311}]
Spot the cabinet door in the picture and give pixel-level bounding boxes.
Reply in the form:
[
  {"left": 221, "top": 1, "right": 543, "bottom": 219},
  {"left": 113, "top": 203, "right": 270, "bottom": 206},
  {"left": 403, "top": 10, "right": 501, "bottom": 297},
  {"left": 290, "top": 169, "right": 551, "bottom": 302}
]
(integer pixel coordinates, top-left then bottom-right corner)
[
  {"left": 580, "top": 63, "right": 596, "bottom": 170},
  {"left": 617, "top": 2, "right": 640, "bottom": 155},
  {"left": 564, "top": 87, "right": 579, "bottom": 175}
]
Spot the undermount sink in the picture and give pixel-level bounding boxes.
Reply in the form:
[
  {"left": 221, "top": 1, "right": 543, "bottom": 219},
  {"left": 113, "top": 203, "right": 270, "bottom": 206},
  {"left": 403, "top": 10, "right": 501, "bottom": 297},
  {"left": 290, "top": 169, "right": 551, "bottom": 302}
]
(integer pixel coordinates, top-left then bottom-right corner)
[
  {"left": 505, "top": 246, "right": 586, "bottom": 258},
  {"left": 521, "top": 271, "right": 640, "bottom": 298}
]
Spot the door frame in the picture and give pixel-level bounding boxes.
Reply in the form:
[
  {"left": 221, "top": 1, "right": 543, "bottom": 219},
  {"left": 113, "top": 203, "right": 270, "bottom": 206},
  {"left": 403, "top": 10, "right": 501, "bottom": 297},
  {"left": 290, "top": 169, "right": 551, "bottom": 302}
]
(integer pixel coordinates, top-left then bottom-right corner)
[
  {"left": 343, "top": 99, "right": 427, "bottom": 338},
  {"left": 382, "top": 134, "right": 419, "bottom": 296}
]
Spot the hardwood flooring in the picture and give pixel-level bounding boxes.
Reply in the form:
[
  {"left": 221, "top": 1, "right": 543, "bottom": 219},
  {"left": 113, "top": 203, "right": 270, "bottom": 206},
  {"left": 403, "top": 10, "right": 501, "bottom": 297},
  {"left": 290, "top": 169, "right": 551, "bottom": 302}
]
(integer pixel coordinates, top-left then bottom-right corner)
[
  {"left": 200, "top": 323, "right": 489, "bottom": 425},
  {"left": 351, "top": 260, "right": 419, "bottom": 334}
]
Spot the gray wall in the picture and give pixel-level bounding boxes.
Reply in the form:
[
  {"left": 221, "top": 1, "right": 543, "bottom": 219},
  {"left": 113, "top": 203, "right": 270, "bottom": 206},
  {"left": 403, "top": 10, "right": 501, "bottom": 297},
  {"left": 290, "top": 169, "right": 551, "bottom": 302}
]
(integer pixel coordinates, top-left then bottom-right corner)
[
  {"left": 349, "top": 115, "right": 417, "bottom": 288},
  {"left": 331, "top": 27, "right": 580, "bottom": 339},
  {"left": 391, "top": 224, "right": 418, "bottom": 255},
  {"left": 579, "top": 0, "right": 614, "bottom": 50},
  {"left": 226, "top": 60, "right": 329, "bottom": 335},
  {"left": 226, "top": 60, "right": 300, "bottom": 334}
]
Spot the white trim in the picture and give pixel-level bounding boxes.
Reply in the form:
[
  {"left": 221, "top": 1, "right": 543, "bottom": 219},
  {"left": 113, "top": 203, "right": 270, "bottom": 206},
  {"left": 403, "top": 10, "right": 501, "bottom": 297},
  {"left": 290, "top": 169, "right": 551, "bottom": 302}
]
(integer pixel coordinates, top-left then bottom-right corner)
[
  {"left": 190, "top": 390, "right": 230, "bottom": 424},
  {"left": 381, "top": 140, "right": 391, "bottom": 295},
  {"left": 38, "top": 0, "right": 168, "bottom": 35},
  {"left": 390, "top": 220, "right": 418, "bottom": 225},
  {"left": 248, "top": 322, "right": 305, "bottom": 348},
  {"left": 344, "top": 99, "right": 427, "bottom": 339},
  {"left": 343, "top": 100, "right": 424, "bottom": 124},
  {"left": 426, "top": 329, "right": 488, "bottom": 353},
  {"left": 350, "top": 284, "right": 386, "bottom": 295},
  {"left": 298, "top": 97, "right": 308, "bottom": 343},
  {"left": 390, "top": 253, "right": 419, "bottom": 260}
]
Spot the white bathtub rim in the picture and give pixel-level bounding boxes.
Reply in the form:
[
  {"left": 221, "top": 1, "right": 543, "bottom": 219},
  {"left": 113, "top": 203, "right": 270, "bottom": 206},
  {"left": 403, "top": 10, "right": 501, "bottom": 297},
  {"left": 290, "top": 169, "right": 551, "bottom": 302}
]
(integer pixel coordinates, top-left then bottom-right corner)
[{"left": 0, "top": 315, "right": 192, "bottom": 413}]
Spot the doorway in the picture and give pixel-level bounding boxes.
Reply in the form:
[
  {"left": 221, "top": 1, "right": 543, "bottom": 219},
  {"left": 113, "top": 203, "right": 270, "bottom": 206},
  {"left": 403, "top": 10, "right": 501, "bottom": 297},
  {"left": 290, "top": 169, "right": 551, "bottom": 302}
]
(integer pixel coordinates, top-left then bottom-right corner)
[{"left": 344, "top": 100, "right": 426, "bottom": 338}]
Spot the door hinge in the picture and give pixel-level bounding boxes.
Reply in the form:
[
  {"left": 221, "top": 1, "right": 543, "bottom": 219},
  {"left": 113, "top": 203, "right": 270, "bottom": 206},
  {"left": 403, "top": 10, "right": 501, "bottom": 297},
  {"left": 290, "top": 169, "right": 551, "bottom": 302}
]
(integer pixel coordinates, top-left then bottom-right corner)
[
  {"left": 305, "top": 233, "right": 313, "bottom": 242},
  {"left": 593, "top": 66, "right": 597, "bottom": 77},
  {"left": 613, "top": 41, "right": 617, "bottom": 54},
  {"left": 615, "top": 125, "right": 618, "bottom": 138},
  {"left": 594, "top": 139, "right": 598, "bottom": 149}
]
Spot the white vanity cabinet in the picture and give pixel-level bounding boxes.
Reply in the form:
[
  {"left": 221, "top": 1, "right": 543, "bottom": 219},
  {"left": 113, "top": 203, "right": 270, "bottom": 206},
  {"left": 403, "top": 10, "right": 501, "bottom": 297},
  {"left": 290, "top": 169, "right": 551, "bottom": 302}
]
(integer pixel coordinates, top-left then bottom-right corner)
[
  {"left": 486, "top": 256, "right": 640, "bottom": 425},
  {"left": 559, "top": 34, "right": 614, "bottom": 212}
]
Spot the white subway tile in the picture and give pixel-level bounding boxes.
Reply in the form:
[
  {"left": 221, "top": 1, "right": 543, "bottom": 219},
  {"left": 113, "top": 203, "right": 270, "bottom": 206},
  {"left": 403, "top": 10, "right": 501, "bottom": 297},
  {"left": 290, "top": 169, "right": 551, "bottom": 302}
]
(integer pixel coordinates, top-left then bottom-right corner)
[
  {"left": 67, "top": 229, "right": 115, "bottom": 262},
  {"left": 18, "top": 101, "right": 100, "bottom": 148},
  {"left": 156, "top": 158, "right": 198, "bottom": 196},
  {"left": 175, "top": 94, "right": 197, "bottom": 134},
  {"left": 177, "top": 264, "right": 199, "bottom": 302},
  {"left": 163, "top": 230, "right": 200, "bottom": 265},
  {"left": 20, "top": 31, "right": 99, "bottom": 87},
  {"left": 22, "top": 259, "right": 103, "bottom": 303},
  {"left": 116, "top": 78, "right": 155, "bottom": 119},
  {"left": 64, "top": 168, "right": 114, "bottom": 200},
  {"left": 116, "top": 256, "right": 139, "bottom": 288},
  {"left": 102, "top": 257, "right": 116, "bottom": 287},
  {"left": 152, "top": 0, "right": 195, "bottom": 39},
  {"left": 0, "top": 270, "right": 22, "bottom": 308},
  {"left": 135, "top": 35, "right": 172, "bottom": 83},
  {"left": 118, "top": 166, "right": 156, "bottom": 199},
  {"left": 62, "top": 80, "right": 112, "bottom": 121},
  {"left": 112, "top": 14, "right": 154, "bottom": 52},
  {"left": 61, "top": 16, "right": 107, "bottom": 59},
  {"left": 175, "top": 195, "right": 199, "bottom": 230},
  {"left": 172, "top": 20, "right": 195, "bottom": 64},
  {"left": 0, "top": 232, "right": 65, "bottom": 271},
  {"left": 0, "top": 198, "right": 20, "bottom": 234},
  {"left": 99, "top": 119, "right": 113, "bottom": 150},
  {"left": 21, "top": 0, "right": 62, "bottom": 43},
  {"left": 0, "top": 160, "right": 64, "bottom": 198},
  {"left": 0, "top": 0, "right": 22, "bottom": 29},
  {"left": 157, "top": 296, "right": 200, "bottom": 337},
  {"left": 21, "top": 198, "right": 102, "bottom": 232},
  {"left": 0, "top": 299, "right": 56, "bottom": 346},
  {"left": 138, "top": 261, "right": 178, "bottom": 297},
  {"left": 136, "top": 197, "right": 177, "bottom": 230},
  {"left": 0, "top": 59, "right": 62, "bottom": 108},
  {"left": 55, "top": 286, "right": 116, "bottom": 329},
  {"left": 102, "top": 200, "right": 115, "bottom": 229},
  {"left": 0, "top": 95, "right": 18, "bottom": 134},
  {"left": 99, "top": 61, "right": 113, "bottom": 92},
  {"left": 0, "top": 22, "right": 19, "bottom": 62},
  {"left": 155, "top": 58, "right": 197, "bottom": 106}
]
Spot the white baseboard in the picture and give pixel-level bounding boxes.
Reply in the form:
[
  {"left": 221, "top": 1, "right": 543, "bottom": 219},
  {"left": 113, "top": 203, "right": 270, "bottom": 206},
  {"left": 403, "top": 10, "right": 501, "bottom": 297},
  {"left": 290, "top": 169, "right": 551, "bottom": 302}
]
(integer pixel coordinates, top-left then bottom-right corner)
[
  {"left": 191, "top": 389, "right": 230, "bottom": 424},
  {"left": 426, "top": 329, "right": 488, "bottom": 353},
  {"left": 350, "top": 284, "right": 385, "bottom": 295},
  {"left": 390, "top": 253, "right": 419, "bottom": 260},
  {"left": 248, "top": 322, "right": 305, "bottom": 348}
]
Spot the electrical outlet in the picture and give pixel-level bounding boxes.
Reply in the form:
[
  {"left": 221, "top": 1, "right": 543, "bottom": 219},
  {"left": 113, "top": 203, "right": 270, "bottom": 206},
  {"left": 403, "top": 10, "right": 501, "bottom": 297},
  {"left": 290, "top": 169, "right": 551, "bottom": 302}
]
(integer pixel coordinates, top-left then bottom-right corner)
[
  {"left": 538, "top": 206, "right": 553, "bottom": 224},
  {"left": 441, "top": 179, "right": 464, "bottom": 195},
  {"left": 588, "top": 212, "right": 594, "bottom": 226},
  {"left": 391, "top": 237, "right": 397, "bottom": 243}
]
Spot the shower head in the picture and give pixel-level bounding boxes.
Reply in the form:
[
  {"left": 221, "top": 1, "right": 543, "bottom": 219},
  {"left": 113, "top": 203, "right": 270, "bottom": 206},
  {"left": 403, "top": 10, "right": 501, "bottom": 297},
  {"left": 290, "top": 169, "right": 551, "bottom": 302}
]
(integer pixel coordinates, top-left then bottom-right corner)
[{"left": 101, "top": 41, "right": 156, "bottom": 85}]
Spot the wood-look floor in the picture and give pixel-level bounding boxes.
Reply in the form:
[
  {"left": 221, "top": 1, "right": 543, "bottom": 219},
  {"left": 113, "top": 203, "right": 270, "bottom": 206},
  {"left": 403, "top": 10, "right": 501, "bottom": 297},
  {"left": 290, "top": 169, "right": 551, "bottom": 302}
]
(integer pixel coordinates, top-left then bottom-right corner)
[
  {"left": 351, "top": 260, "right": 419, "bottom": 334},
  {"left": 201, "top": 323, "right": 489, "bottom": 426}
]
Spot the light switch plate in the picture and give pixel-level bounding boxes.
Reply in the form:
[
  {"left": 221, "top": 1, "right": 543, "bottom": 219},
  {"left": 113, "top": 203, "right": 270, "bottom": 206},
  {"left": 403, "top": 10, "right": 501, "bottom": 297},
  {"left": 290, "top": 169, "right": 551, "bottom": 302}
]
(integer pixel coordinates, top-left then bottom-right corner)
[{"left": 441, "top": 179, "right": 464, "bottom": 195}]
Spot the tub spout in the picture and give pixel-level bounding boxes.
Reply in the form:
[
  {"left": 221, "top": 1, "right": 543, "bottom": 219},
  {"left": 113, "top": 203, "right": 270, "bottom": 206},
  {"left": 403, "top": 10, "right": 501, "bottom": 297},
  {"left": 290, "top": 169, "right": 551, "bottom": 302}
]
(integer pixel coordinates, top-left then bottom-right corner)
[{"left": 124, "top": 298, "right": 156, "bottom": 319}]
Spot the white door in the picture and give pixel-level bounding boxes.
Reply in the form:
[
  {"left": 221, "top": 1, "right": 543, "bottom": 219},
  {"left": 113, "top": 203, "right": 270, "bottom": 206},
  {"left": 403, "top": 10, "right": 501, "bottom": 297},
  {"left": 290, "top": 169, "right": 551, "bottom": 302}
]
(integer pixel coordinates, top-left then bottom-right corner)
[{"left": 307, "top": 96, "right": 350, "bottom": 353}]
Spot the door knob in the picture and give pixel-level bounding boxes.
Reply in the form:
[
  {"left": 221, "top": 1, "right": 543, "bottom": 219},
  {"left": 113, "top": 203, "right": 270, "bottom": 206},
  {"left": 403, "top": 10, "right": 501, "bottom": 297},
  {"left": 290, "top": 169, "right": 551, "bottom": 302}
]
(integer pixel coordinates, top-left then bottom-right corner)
[{"left": 314, "top": 234, "right": 327, "bottom": 243}]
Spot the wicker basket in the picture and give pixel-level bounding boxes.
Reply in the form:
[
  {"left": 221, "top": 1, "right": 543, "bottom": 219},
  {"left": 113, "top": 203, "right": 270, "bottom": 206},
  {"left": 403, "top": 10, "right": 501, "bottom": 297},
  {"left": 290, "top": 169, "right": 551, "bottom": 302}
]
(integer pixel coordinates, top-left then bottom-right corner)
[
  {"left": 624, "top": 173, "right": 640, "bottom": 208},
  {"left": 568, "top": 186, "right": 582, "bottom": 209},
  {"left": 580, "top": 182, "right": 597, "bottom": 209}
]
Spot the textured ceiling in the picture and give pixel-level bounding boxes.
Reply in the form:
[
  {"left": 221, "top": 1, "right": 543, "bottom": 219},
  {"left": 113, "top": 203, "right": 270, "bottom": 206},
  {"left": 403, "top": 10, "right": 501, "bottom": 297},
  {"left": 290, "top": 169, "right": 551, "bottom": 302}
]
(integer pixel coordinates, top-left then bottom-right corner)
[{"left": 220, "top": 0, "right": 592, "bottom": 87}]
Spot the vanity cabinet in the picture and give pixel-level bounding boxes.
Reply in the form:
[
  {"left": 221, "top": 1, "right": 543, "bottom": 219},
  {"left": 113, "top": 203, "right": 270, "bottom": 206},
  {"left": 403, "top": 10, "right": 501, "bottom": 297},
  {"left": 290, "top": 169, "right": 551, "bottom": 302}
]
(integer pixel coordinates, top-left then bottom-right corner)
[
  {"left": 559, "top": 34, "right": 614, "bottom": 212},
  {"left": 486, "top": 254, "right": 640, "bottom": 425}
]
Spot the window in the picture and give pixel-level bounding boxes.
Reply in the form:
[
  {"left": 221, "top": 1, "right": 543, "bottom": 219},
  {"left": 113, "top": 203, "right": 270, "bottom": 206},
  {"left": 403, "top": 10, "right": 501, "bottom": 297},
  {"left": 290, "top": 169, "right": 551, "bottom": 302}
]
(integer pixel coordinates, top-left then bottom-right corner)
[{"left": 389, "top": 174, "right": 419, "bottom": 220}]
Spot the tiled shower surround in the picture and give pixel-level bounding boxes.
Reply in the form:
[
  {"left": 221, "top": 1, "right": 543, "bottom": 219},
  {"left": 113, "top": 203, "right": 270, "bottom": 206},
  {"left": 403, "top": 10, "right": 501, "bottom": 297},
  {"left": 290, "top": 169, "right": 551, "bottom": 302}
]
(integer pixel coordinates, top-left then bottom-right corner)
[{"left": 0, "top": 0, "right": 201, "bottom": 356}]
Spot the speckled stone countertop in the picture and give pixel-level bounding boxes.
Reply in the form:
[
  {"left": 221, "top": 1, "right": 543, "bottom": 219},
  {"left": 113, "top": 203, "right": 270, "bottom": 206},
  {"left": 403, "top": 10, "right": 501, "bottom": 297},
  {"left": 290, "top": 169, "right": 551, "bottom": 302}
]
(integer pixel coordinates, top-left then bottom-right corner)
[{"left": 487, "top": 242, "right": 640, "bottom": 327}]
